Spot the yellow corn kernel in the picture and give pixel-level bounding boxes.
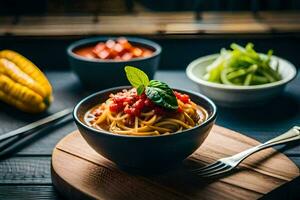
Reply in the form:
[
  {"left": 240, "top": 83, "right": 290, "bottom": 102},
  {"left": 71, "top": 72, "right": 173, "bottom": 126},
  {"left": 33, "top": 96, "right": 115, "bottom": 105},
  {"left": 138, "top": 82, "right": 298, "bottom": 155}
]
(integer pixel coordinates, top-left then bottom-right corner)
[
  {"left": 0, "top": 58, "right": 46, "bottom": 98},
  {"left": 0, "top": 50, "right": 53, "bottom": 113},
  {"left": 0, "top": 50, "right": 52, "bottom": 97},
  {"left": 0, "top": 74, "right": 44, "bottom": 105}
]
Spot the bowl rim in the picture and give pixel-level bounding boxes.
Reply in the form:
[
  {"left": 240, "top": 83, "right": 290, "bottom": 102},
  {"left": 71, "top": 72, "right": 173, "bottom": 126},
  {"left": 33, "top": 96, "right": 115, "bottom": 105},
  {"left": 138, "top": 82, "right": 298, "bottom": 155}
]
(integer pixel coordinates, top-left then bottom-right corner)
[
  {"left": 73, "top": 86, "right": 217, "bottom": 138},
  {"left": 186, "top": 54, "right": 297, "bottom": 90},
  {"left": 67, "top": 36, "right": 162, "bottom": 63}
]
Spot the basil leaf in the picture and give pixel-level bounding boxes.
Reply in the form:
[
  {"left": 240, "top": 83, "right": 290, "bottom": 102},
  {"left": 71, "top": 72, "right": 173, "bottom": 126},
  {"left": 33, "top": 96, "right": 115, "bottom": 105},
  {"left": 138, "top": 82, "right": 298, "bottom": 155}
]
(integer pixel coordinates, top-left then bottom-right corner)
[
  {"left": 125, "top": 66, "right": 149, "bottom": 88},
  {"left": 137, "top": 85, "right": 145, "bottom": 95},
  {"left": 145, "top": 80, "right": 178, "bottom": 110}
]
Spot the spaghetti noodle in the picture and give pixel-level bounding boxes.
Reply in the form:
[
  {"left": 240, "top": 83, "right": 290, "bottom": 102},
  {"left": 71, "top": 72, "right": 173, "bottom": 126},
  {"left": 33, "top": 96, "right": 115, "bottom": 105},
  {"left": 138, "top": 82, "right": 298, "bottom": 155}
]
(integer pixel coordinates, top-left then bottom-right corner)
[{"left": 84, "top": 88, "right": 208, "bottom": 136}]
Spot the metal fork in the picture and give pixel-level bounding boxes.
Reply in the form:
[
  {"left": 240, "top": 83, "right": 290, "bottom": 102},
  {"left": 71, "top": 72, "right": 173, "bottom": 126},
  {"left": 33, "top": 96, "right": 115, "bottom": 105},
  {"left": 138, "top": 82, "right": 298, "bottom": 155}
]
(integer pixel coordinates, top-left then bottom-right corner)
[{"left": 193, "top": 126, "right": 300, "bottom": 177}]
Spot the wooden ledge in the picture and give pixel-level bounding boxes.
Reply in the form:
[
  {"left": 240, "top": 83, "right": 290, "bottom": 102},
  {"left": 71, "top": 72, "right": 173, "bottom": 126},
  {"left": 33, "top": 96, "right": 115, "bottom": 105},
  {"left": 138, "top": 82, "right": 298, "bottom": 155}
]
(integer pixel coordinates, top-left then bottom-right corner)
[{"left": 1, "top": 12, "right": 300, "bottom": 36}]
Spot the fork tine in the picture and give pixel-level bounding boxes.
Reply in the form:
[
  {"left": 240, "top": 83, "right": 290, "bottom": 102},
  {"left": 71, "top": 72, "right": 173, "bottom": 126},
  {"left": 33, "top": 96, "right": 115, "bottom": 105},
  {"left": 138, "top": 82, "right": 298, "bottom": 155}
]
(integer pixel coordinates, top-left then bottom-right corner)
[
  {"left": 198, "top": 164, "right": 231, "bottom": 177},
  {"left": 191, "top": 161, "right": 223, "bottom": 173},
  {"left": 201, "top": 166, "right": 233, "bottom": 177},
  {"left": 197, "top": 163, "right": 227, "bottom": 176}
]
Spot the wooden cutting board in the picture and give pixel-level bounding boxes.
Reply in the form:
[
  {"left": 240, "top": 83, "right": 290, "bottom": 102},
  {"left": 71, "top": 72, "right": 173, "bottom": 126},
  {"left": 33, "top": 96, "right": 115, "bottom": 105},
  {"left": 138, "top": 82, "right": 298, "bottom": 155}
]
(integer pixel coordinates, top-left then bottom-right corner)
[{"left": 51, "top": 125, "right": 299, "bottom": 200}]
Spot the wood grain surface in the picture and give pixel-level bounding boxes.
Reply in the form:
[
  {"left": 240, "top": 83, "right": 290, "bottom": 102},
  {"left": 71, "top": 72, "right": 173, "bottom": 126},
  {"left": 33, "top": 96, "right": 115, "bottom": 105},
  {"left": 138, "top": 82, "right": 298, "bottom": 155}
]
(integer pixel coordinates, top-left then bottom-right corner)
[
  {"left": 51, "top": 125, "right": 299, "bottom": 200},
  {"left": 1, "top": 12, "right": 300, "bottom": 37}
]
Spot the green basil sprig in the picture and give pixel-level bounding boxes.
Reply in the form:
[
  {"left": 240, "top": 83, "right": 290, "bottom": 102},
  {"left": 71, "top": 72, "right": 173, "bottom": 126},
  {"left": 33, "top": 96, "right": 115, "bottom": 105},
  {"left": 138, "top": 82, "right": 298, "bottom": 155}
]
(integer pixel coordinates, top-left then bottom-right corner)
[
  {"left": 145, "top": 80, "right": 178, "bottom": 110},
  {"left": 124, "top": 66, "right": 178, "bottom": 110},
  {"left": 124, "top": 66, "right": 149, "bottom": 95}
]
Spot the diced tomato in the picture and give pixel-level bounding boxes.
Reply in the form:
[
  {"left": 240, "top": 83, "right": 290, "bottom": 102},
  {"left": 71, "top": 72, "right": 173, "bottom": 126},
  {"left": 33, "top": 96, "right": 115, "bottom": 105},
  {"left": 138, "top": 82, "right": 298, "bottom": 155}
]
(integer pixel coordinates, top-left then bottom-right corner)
[
  {"left": 177, "top": 107, "right": 183, "bottom": 113},
  {"left": 133, "top": 99, "right": 144, "bottom": 110},
  {"left": 174, "top": 91, "right": 190, "bottom": 104},
  {"left": 115, "top": 55, "right": 121, "bottom": 60},
  {"left": 109, "top": 49, "right": 118, "bottom": 59},
  {"left": 113, "top": 43, "right": 124, "bottom": 53},
  {"left": 98, "top": 49, "right": 110, "bottom": 59},
  {"left": 105, "top": 39, "right": 115, "bottom": 49},
  {"left": 110, "top": 88, "right": 181, "bottom": 117},
  {"left": 117, "top": 37, "right": 128, "bottom": 44},
  {"left": 132, "top": 48, "right": 143, "bottom": 57},
  {"left": 93, "top": 42, "right": 106, "bottom": 53},
  {"left": 144, "top": 99, "right": 154, "bottom": 108},
  {"left": 132, "top": 108, "right": 140, "bottom": 116},
  {"left": 80, "top": 38, "right": 154, "bottom": 61},
  {"left": 180, "top": 94, "right": 190, "bottom": 103},
  {"left": 124, "top": 106, "right": 132, "bottom": 115},
  {"left": 122, "top": 52, "right": 133, "bottom": 60},
  {"left": 140, "top": 93, "right": 147, "bottom": 100},
  {"left": 109, "top": 103, "right": 119, "bottom": 112},
  {"left": 142, "top": 50, "right": 152, "bottom": 57},
  {"left": 117, "top": 38, "right": 132, "bottom": 50}
]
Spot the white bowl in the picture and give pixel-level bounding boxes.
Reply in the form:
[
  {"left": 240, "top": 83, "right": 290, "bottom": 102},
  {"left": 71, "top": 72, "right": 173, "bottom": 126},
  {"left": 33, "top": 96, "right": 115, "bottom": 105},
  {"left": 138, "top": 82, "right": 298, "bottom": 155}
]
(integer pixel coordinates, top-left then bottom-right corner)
[{"left": 186, "top": 54, "right": 297, "bottom": 107}]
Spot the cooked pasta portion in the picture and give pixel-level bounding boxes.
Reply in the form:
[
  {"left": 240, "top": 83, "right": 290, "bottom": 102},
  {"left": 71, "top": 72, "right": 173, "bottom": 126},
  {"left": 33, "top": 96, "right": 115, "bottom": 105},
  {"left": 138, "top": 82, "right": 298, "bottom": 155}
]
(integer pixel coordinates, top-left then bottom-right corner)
[{"left": 84, "top": 88, "right": 208, "bottom": 136}]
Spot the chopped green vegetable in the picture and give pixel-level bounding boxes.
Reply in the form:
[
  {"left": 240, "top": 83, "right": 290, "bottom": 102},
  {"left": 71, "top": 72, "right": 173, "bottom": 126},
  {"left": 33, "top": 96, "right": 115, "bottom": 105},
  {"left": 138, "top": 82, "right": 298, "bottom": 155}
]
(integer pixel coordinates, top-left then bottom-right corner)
[
  {"left": 204, "top": 43, "right": 281, "bottom": 86},
  {"left": 244, "top": 74, "right": 253, "bottom": 86}
]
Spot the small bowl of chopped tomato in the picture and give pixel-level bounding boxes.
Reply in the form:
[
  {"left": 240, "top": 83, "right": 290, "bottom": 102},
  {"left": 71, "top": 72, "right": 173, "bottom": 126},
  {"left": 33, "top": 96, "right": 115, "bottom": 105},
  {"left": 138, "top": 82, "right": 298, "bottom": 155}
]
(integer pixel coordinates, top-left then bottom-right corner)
[{"left": 67, "top": 37, "right": 161, "bottom": 89}]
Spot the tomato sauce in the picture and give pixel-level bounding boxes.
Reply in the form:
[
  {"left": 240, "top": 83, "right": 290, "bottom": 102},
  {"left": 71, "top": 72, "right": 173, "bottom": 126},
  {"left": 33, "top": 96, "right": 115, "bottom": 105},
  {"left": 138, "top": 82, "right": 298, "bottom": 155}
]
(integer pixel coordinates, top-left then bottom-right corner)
[
  {"left": 74, "top": 37, "right": 154, "bottom": 61},
  {"left": 106, "top": 89, "right": 189, "bottom": 117}
]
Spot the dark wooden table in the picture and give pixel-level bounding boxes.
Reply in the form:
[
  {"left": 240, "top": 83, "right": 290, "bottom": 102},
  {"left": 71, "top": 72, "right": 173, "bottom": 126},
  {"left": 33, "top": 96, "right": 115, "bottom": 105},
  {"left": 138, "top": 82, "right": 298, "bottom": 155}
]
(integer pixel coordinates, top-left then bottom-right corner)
[{"left": 0, "top": 70, "right": 299, "bottom": 199}]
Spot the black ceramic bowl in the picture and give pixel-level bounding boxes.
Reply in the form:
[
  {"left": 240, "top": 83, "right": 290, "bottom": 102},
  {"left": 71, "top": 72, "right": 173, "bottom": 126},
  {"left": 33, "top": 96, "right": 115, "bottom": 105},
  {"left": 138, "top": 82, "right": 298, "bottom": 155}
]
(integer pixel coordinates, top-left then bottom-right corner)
[
  {"left": 73, "top": 86, "right": 217, "bottom": 170},
  {"left": 67, "top": 37, "right": 161, "bottom": 89}
]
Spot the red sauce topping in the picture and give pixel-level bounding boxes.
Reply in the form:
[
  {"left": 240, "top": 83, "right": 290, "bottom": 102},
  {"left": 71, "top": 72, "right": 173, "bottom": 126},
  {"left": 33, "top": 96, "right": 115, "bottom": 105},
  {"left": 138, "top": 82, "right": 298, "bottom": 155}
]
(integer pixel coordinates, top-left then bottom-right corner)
[
  {"left": 74, "top": 37, "right": 153, "bottom": 61},
  {"left": 109, "top": 89, "right": 151, "bottom": 117},
  {"left": 174, "top": 91, "right": 190, "bottom": 104},
  {"left": 108, "top": 89, "right": 190, "bottom": 117}
]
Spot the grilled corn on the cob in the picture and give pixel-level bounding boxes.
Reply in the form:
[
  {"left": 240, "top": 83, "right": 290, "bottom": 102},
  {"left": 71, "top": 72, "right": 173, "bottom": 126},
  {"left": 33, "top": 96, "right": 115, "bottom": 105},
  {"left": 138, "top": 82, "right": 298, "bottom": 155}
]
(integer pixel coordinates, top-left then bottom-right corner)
[{"left": 0, "top": 50, "right": 53, "bottom": 113}]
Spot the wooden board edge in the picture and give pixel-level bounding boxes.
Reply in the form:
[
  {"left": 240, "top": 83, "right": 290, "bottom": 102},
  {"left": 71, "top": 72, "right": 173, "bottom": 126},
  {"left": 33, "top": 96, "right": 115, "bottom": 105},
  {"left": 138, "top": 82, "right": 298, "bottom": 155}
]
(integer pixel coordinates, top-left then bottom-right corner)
[{"left": 51, "top": 149, "right": 96, "bottom": 200}]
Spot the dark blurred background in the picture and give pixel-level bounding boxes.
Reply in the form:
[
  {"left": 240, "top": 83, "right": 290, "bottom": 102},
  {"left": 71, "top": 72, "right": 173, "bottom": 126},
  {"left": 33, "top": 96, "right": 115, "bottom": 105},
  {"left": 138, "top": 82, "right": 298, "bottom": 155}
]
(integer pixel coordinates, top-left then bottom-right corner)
[
  {"left": 1, "top": 0, "right": 300, "bottom": 14},
  {"left": 0, "top": 0, "right": 299, "bottom": 69}
]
